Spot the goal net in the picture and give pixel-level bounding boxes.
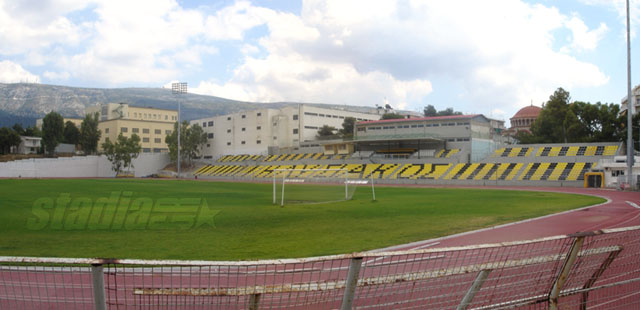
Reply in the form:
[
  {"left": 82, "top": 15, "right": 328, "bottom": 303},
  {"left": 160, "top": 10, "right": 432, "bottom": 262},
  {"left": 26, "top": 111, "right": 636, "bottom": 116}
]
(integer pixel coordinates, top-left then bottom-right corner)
[{"left": 272, "top": 168, "right": 372, "bottom": 206}]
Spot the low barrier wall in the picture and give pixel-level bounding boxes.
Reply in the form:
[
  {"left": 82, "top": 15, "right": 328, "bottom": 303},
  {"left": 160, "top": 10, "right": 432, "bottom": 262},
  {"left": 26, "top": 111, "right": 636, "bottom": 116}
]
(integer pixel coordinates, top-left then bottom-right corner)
[{"left": 0, "top": 153, "right": 169, "bottom": 178}]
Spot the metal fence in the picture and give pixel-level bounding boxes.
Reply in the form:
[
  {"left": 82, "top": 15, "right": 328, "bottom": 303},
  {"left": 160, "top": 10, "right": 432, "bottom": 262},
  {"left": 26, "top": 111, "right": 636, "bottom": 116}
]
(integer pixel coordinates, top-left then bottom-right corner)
[{"left": 1, "top": 225, "right": 640, "bottom": 309}]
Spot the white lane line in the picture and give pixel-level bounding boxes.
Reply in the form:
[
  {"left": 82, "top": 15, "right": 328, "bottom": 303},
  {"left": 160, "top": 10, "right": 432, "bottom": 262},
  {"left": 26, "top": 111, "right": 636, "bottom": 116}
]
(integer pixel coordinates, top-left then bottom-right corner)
[{"left": 626, "top": 201, "right": 640, "bottom": 209}]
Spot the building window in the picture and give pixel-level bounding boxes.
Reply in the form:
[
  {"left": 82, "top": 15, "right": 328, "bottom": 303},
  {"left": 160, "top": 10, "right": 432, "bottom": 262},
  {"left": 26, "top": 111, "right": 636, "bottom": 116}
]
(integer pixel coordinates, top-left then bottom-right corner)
[
  {"left": 304, "top": 112, "right": 318, "bottom": 116},
  {"left": 132, "top": 128, "right": 139, "bottom": 133},
  {"left": 155, "top": 129, "right": 161, "bottom": 134},
  {"left": 227, "top": 142, "right": 231, "bottom": 146},
  {"left": 293, "top": 128, "right": 298, "bottom": 134},
  {"left": 143, "top": 137, "right": 149, "bottom": 142},
  {"left": 154, "top": 138, "right": 161, "bottom": 143},
  {"left": 256, "top": 140, "right": 261, "bottom": 144},
  {"left": 227, "top": 117, "right": 231, "bottom": 121},
  {"left": 242, "top": 127, "right": 246, "bottom": 131},
  {"left": 242, "top": 115, "right": 246, "bottom": 119},
  {"left": 208, "top": 133, "right": 213, "bottom": 139},
  {"left": 143, "top": 128, "right": 149, "bottom": 134},
  {"left": 273, "top": 136, "right": 277, "bottom": 140},
  {"left": 143, "top": 148, "right": 151, "bottom": 153},
  {"left": 257, "top": 126, "right": 261, "bottom": 130},
  {"left": 121, "top": 127, "right": 128, "bottom": 133},
  {"left": 208, "top": 121, "right": 213, "bottom": 126},
  {"left": 206, "top": 144, "right": 210, "bottom": 147},
  {"left": 105, "top": 128, "right": 109, "bottom": 134},
  {"left": 241, "top": 141, "right": 246, "bottom": 145},
  {"left": 165, "top": 130, "right": 171, "bottom": 135},
  {"left": 227, "top": 129, "right": 231, "bottom": 133},
  {"left": 293, "top": 114, "right": 298, "bottom": 120},
  {"left": 202, "top": 122, "right": 206, "bottom": 127},
  {"left": 257, "top": 112, "right": 262, "bottom": 117},
  {"left": 165, "top": 115, "right": 168, "bottom": 120}
]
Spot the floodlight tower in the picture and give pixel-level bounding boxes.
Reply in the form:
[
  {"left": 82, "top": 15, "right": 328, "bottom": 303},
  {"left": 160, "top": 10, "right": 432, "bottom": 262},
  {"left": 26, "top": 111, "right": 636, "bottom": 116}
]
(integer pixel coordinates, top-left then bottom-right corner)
[
  {"left": 625, "top": 0, "right": 634, "bottom": 188},
  {"left": 172, "top": 82, "right": 187, "bottom": 178}
]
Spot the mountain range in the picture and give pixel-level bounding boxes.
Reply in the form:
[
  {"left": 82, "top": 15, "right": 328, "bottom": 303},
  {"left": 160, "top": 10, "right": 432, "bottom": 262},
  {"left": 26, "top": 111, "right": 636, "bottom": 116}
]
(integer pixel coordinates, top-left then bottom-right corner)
[{"left": 0, "top": 83, "right": 384, "bottom": 127}]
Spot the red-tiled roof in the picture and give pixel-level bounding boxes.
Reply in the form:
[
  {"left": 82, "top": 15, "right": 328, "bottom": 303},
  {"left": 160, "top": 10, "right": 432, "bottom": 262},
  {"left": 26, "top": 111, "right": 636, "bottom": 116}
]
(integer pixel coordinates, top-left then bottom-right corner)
[
  {"left": 358, "top": 114, "right": 482, "bottom": 125},
  {"left": 511, "top": 105, "right": 541, "bottom": 119}
]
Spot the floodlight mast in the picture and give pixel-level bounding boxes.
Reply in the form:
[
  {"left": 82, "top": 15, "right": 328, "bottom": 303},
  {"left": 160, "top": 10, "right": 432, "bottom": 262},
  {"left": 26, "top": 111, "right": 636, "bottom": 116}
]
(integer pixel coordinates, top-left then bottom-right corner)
[
  {"left": 625, "top": 0, "right": 634, "bottom": 189},
  {"left": 172, "top": 82, "right": 187, "bottom": 179}
]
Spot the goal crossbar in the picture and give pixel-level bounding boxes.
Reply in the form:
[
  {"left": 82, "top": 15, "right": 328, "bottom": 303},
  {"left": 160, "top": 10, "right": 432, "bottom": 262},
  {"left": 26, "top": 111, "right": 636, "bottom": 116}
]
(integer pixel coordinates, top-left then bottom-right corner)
[{"left": 272, "top": 168, "right": 350, "bottom": 206}]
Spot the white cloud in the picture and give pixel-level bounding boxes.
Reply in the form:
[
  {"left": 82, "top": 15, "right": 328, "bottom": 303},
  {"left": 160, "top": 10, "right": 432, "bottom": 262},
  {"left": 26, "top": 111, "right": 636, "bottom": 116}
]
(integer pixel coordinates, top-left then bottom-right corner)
[
  {"left": 188, "top": 0, "right": 608, "bottom": 115},
  {"left": 43, "top": 70, "right": 71, "bottom": 81},
  {"left": 562, "top": 16, "right": 608, "bottom": 52},
  {"left": 0, "top": 0, "right": 86, "bottom": 55},
  {"left": 0, "top": 61, "right": 41, "bottom": 83},
  {"left": 0, "top": 0, "right": 613, "bottom": 117}
]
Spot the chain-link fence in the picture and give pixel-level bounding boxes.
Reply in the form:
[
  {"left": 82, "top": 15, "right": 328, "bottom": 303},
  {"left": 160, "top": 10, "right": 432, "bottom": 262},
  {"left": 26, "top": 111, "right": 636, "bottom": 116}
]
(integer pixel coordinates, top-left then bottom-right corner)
[{"left": 2, "top": 225, "right": 640, "bottom": 309}]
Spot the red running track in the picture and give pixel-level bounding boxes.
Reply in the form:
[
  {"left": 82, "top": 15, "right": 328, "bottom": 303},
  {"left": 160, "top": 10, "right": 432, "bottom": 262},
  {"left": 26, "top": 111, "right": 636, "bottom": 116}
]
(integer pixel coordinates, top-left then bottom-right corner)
[{"left": 379, "top": 186, "right": 640, "bottom": 251}]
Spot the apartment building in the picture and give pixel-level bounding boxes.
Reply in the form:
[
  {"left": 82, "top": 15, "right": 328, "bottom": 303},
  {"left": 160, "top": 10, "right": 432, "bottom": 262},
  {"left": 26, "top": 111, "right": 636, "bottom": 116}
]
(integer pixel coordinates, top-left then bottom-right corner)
[{"left": 85, "top": 103, "right": 178, "bottom": 153}]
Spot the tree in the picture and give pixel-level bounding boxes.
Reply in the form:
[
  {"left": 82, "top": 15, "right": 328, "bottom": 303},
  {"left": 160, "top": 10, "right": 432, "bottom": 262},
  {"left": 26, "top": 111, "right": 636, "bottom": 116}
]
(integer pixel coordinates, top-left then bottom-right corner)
[
  {"left": 24, "top": 126, "right": 41, "bottom": 137},
  {"left": 437, "top": 107, "right": 463, "bottom": 116},
  {"left": 316, "top": 125, "right": 337, "bottom": 139},
  {"left": 63, "top": 121, "right": 80, "bottom": 145},
  {"left": 102, "top": 133, "right": 142, "bottom": 175},
  {"left": 339, "top": 117, "right": 356, "bottom": 138},
  {"left": 0, "top": 127, "right": 21, "bottom": 154},
  {"left": 529, "top": 88, "right": 582, "bottom": 143},
  {"left": 423, "top": 105, "right": 437, "bottom": 117},
  {"left": 165, "top": 121, "right": 208, "bottom": 166},
  {"left": 423, "top": 105, "right": 463, "bottom": 117},
  {"left": 12, "top": 123, "right": 24, "bottom": 135},
  {"left": 80, "top": 112, "right": 101, "bottom": 155},
  {"left": 381, "top": 113, "right": 405, "bottom": 120},
  {"left": 41, "top": 112, "right": 64, "bottom": 156}
]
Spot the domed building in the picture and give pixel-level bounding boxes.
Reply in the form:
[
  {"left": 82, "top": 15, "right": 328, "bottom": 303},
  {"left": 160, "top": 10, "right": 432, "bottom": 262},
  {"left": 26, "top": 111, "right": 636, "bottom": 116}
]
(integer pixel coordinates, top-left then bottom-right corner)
[{"left": 509, "top": 105, "right": 541, "bottom": 134}]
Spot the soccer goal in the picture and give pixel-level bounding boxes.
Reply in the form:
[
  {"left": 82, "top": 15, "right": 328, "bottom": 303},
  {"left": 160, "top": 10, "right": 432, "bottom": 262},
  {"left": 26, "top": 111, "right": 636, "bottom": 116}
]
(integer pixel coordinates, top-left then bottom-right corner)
[{"left": 272, "top": 168, "right": 375, "bottom": 206}]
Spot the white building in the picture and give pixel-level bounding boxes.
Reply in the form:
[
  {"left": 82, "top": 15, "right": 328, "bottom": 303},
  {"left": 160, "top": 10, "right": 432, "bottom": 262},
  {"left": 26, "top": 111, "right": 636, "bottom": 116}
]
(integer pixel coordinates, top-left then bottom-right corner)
[
  {"left": 15, "top": 136, "right": 42, "bottom": 154},
  {"left": 191, "top": 104, "right": 381, "bottom": 159},
  {"left": 354, "top": 114, "right": 506, "bottom": 162},
  {"left": 621, "top": 84, "right": 640, "bottom": 115}
]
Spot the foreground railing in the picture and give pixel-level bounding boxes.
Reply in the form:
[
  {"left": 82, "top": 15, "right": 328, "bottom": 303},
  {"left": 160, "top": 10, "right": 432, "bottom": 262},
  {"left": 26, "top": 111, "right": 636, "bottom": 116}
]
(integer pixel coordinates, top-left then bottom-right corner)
[{"left": 1, "top": 225, "right": 640, "bottom": 309}]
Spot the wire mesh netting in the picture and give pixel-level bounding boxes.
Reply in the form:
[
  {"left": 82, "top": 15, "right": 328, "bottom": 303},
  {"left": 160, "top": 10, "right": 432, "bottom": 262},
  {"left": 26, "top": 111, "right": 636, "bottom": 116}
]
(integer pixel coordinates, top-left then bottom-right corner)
[{"left": 1, "top": 225, "right": 639, "bottom": 309}]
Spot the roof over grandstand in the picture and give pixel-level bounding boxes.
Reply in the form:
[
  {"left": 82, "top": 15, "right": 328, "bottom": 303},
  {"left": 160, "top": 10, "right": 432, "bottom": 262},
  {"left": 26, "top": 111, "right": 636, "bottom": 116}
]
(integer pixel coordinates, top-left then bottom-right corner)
[{"left": 357, "top": 114, "right": 487, "bottom": 125}]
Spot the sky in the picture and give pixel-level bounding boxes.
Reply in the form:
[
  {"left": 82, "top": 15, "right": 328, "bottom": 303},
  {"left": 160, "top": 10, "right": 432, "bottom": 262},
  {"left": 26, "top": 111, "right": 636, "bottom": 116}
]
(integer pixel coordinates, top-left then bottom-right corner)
[{"left": 0, "top": 0, "right": 639, "bottom": 125}]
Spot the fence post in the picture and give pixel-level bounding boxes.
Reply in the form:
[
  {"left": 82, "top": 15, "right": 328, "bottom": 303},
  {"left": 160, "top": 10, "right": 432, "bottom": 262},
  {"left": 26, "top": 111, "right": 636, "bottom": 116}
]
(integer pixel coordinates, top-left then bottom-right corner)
[
  {"left": 457, "top": 269, "right": 491, "bottom": 310},
  {"left": 91, "top": 264, "right": 107, "bottom": 310},
  {"left": 341, "top": 257, "right": 363, "bottom": 310},
  {"left": 549, "top": 236, "right": 584, "bottom": 310},
  {"left": 580, "top": 249, "right": 622, "bottom": 310},
  {"left": 249, "top": 293, "right": 261, "bottom": 310}
]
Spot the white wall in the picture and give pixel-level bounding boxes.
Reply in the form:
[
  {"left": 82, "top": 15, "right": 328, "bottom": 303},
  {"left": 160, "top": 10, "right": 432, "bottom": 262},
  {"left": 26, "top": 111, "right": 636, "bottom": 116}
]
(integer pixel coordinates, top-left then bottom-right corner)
[{"left": 0, "top": 153, "right": 169, "bottom": 178}]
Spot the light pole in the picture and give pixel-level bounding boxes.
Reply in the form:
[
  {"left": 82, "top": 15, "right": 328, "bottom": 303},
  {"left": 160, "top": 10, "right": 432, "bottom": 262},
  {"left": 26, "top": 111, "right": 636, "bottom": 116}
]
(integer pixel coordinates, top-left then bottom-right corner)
[
  {"left": 172, "top": 82, "right": 187, "bottom": 178},
  {"left": 625, "top": 0, "right": 634, "bottom": 189}
]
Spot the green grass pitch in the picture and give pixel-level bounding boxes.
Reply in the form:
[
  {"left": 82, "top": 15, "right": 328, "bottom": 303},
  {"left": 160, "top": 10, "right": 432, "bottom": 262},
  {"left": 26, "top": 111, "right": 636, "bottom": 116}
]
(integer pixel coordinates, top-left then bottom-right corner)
[{"left": 0, "top": 179, "right": 604, "bottom": 260}]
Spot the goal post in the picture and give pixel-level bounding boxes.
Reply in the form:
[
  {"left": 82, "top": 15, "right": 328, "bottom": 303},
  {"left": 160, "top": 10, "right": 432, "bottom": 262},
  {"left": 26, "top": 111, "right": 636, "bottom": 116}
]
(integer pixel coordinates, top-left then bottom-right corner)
[{"left": 272, "top": 168, "right": 374, "bottom": 206}]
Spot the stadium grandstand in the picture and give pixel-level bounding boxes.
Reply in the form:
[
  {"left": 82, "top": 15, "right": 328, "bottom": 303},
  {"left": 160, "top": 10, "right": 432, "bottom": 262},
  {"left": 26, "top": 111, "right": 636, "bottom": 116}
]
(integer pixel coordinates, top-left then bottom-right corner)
[
  {"left": 192, "top": 141, "right": 622, "bottom": 187},
  {"left": 187, "top": 111, "right": 634, "bottom": 188}
]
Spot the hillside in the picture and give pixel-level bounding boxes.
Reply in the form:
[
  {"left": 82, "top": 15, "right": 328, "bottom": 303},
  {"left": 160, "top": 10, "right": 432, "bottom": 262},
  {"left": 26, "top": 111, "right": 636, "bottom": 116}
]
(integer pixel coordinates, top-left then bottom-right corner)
[{"left": 0, "top": 83, "right": 268, "bottom": 126}]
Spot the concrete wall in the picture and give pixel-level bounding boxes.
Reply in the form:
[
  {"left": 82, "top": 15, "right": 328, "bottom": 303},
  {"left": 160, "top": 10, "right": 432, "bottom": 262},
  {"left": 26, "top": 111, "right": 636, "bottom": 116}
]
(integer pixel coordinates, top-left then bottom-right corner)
[{"left": 0, "top": 153, "right": 169, "bottom": 178}]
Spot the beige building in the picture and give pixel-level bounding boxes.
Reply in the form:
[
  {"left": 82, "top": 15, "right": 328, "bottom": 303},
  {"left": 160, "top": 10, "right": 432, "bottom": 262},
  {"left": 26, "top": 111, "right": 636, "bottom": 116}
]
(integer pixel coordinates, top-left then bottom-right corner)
[{"left": 85, "top": 103, "right": 178, "bottom": 153}]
